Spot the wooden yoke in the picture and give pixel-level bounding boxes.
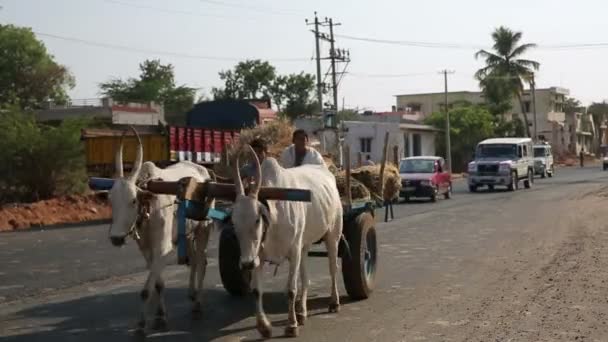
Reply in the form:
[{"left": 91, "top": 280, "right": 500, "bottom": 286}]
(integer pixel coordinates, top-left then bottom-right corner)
[{"left": 144, "top": 177, "right": 312, "bottom": 203}]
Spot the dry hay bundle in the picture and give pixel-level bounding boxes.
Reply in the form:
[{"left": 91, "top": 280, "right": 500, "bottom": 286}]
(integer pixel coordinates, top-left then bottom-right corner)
[
  {"left": 215, "top": 119, "right": 295, "bottom": 178},
  {"left": 335, "top": 172, "right": 371, "bottom": 201},
  {"left": 350, "top": 163, "right": 402, "bottom": 201}
]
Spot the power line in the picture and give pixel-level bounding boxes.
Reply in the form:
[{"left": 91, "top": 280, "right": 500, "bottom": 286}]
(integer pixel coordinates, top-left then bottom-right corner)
[
  {"left": 34, "top": 31, "right": 309, "bottom": 63},
  {"left": 336, "top": 33, "right": 608, "bottom": 51}
]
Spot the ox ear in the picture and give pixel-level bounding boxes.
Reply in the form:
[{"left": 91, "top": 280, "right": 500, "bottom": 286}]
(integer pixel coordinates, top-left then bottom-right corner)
[{"left": 259, "top": 202, "right": 275, "bottom": 228}]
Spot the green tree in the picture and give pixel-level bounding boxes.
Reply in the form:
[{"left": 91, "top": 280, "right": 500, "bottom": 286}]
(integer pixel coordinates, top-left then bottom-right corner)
[
  {"left": 213, "top": 60, "right": 317, "bottom": 119},
  {"left": 479, "top": 71, "right": 513, "bottom": 116},
  {"left": 0, "top": 24, "right": 75, "bottom": 110},
  {"left": 99, "top": 59, "right": 196, "bottom": 123},
  {"left": 425, "top": 103, "right": 495, "bottom": 172},
  {"left": 212, "top": 59, "right": 276, "bottom": 100},
  {"left": 0, "top": 107, "right": 87, "bottom": 203},
  {"left": 475, "top": 26, "right": 540, "bottom": 137},
  {"left": 280, "top": 73, "right": 316, "bottom": 119}
]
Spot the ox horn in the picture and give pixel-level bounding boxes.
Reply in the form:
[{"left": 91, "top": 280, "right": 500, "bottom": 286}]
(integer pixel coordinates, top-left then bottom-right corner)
[
  {"left": 234, "top": 147, "right": 245, "bottom": 197},
  {"left": 127, "top": 126, "right": 144, "bottom": 183},
  {"left": 114, "top": 130, "right": 127, "bottom": 178},
  {"left": 247, "top": 145, "right": 262, "bottom": 198}
]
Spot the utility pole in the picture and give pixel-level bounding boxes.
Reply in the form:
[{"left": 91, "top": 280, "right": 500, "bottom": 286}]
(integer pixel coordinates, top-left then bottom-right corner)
[
  {"left": 440, "top": 70, "right": 455, "bottom": 172},
  {"left": 328, "top": 18, "right": 339, "bottom": 113},
  {"left": 306, "top": 13, "right": 350, "bottom": 128},
  {"left": 531, "top": 73, "right": 538, "bottom": 142},
  {"left": 305, "top": 12, "right": 326, "bottom": 115}
]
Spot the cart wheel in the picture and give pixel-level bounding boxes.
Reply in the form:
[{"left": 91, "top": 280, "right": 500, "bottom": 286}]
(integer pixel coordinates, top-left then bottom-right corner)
[
  {"left": 219, "top": 225, "right": 251, "bottom": 296},
  {"left": 342, "top": 212, "right": 377, "bottom": 300}
]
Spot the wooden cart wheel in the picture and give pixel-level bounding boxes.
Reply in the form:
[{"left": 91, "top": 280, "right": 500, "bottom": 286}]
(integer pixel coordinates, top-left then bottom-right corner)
[
  {"left": 342, "top": 212, "right": 377, "bottom": 300},
  {"left": 219, "top": 224, "right": 251, "bottom": 296}
]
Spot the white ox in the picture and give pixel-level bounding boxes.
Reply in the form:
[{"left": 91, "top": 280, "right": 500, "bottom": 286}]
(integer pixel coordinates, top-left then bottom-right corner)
[
  {"left": 108, "top": 127, "right": 214, "bottom": 331},
  {"left": 231, "top": 146, "right": 343, "bottom": 338}
]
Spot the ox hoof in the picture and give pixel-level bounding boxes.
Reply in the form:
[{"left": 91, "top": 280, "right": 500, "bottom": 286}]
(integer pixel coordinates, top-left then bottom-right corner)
[
  {"left": 328, "top": 302, "right": 340, "bottom": 313},
  {"left": 256, "top": 318, "right": 272, "bottom": 339},
  {"left": 284, "top": 325, "right": 299, "bottom": 338},
  {"left": 152, "top": 317, "right": 169, "bottom": 331},
  {"left": 296, "top": 313, "right": 306, "bottom": 325}
]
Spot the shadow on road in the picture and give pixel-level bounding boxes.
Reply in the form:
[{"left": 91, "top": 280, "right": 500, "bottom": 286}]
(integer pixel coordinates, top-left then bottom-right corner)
[{"left": 2, "top": 287, "right": 352, "bottom": 342}]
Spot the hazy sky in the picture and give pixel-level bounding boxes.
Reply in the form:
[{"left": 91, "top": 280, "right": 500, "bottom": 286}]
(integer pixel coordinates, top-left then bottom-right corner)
[{"left": 3, "top": 0, "right": 607, "bottom": 110}]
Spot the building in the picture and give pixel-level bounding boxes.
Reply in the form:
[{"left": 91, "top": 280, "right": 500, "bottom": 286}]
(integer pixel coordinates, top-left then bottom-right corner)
[
  {"left": 395, "top": 87, "right": 568, "bottom": 136},
  {"left": 564, "top": 112, "right": 595, "bottom": 154},
  {"left": 35, "top": 98, "right": 165, "bottom": 126},
  {"left": 342, "top": 115, "right": 440, "bottom": 167},
  {"left": 395, "top": 87, "right": 570, "bottom": 149}
]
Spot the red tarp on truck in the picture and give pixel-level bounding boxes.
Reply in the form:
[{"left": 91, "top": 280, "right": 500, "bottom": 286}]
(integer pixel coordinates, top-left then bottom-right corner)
[{"left": 169, "top": 127, "right": 240, "bottom": 164}]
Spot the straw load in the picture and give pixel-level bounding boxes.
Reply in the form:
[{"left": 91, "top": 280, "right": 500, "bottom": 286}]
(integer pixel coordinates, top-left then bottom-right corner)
[{"left": 347, "top": 164, "right": 402, "bottom": 202}]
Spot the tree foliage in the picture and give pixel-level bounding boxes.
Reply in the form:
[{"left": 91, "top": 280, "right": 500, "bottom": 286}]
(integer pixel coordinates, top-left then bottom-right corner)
[
  {"left": 475, "top": 26, "right": 539, "bottom": 137},
  {"left": 99, "top": 59, "right": 196, "bottom": 120},
  {"left": 425, "top": 103, "right": 495, "bottom": 172},
  {"left": 0, "top": 24, "right": 75, "bottom": 109},
  {"left": 0, "top": 107, "right": 87, "bottom": 203},
  {"left": 213, "top": 60, "right": 317, "bottom": 119},
  {"left": 212, "top": 60, "right": 276, "bottom": 100}
]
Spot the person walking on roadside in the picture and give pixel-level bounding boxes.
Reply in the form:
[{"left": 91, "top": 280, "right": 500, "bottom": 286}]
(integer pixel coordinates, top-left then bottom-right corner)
[{"left": 579, "top": 148, "right": 585, "bottom": 168}]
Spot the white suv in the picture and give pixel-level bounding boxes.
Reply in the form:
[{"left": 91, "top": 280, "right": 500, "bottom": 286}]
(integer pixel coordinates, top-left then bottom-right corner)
[
  {"left": 533, "top": 143, "right": 555, "bottom": 178},
  {"left": 468, "top": 138, "right": 535, "bottom": 192}
]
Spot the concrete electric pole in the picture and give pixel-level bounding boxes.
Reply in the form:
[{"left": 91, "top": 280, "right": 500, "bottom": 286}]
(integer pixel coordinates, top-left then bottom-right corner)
[
  {"left": 531, "top": 73, "right": 538, "bottom": 142},
  {"left": 440, "top": 69, "right": 455, "bottom": 172}
]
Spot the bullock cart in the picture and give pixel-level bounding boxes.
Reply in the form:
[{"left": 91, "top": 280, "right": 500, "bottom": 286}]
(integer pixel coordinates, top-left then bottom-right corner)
[{"left": 88, "top": 165, "right": 378, "bottom": 301}]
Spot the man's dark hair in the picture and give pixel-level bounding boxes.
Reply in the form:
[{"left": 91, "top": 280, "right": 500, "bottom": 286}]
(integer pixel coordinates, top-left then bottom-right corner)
[
  {"left": 292, "top": 129, "right": 308, "bottom": 140},
  {"left": 250, "top": 138, "right": 268, "bottom": 151}
]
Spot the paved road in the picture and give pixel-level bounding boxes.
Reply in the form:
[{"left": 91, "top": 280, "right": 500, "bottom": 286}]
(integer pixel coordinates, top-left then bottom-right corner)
[{"left": 0, "top": 166, "right": 606, "bottom": 341}]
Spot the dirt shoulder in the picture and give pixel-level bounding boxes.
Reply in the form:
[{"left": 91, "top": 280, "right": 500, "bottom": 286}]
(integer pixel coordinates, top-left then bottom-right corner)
[
  {"left": 0, "top": 194, "right": 110, "bottom": 232},
  {"left": 400, "top": 185, "right": 608, "bottom": 342}
]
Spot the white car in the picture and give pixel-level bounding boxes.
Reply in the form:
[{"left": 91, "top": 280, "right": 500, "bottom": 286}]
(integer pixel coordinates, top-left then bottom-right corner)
[{"left": 533, "top": 143, "right": 555, "bottom": 178}]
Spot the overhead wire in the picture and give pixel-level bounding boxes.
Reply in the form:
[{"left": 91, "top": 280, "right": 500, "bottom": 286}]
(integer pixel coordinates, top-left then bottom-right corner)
[
  {"left": 336, "top": 34, "right": 608, "bottom": 51},
  {"left": 34, "top": 31, "right": 309, "bottom": 63}
]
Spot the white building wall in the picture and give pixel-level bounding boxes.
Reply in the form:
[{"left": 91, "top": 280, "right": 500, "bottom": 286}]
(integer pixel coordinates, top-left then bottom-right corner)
[{"left": 342, "top": 121, "right": 403, "bottom": 167}]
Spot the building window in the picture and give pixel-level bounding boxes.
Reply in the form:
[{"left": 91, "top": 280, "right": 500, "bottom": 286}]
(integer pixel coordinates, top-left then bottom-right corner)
[
  {"left": 360, "top": 137, "right": 372, "bottom": 153},
  {"left": 524, "top": 101, "right": 531, "bottom": 113},
  {"left": 412, "top": 134, "right": 422, "bottom": 156},
  {"left": 554, "top": 103, "right": 563, "bottom": 112},
  {"left": 406, "top": 103, "right": 422, "bottom": 112}
]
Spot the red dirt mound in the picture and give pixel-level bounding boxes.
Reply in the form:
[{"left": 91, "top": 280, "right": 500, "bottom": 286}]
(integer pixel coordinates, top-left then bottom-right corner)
[{"left": 0, "top": 194, "right": 111, "bottom": 231}]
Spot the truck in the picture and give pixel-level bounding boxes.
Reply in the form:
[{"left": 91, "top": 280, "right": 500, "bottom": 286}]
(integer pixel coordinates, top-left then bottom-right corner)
[{"left": 81, "top": 99, "right": 276, "bottom": 176}]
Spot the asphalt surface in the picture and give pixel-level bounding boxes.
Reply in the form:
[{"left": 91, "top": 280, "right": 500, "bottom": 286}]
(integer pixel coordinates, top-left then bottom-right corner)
[{"left": 0, "top": 165, "right": 606, "bottom": 341}]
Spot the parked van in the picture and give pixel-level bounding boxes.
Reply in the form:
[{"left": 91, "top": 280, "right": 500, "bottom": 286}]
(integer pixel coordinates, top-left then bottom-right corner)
[{"left": 467, "top": 138, "right": 534, "bottom": 192}]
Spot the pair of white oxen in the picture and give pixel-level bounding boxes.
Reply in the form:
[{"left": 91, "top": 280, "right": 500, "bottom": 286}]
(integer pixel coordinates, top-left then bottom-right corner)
[{"left": 108, "top": 127, "right": 343, "bottom": 338}]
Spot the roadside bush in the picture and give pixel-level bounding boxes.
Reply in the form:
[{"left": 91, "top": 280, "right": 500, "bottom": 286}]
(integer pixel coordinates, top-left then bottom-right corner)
[{"left": 0, "top": 107, "right": 88, "bottom": 203}]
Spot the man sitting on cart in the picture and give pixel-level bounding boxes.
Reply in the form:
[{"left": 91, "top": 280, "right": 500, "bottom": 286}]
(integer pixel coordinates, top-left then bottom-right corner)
[{"left": 280, "top": 129, "right": 326, "bottom": 168}]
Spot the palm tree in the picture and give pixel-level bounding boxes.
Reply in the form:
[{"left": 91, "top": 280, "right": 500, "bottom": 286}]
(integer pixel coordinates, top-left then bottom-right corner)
[{"left": 475, "top": 26, "right": 540, "bottom": 137}]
